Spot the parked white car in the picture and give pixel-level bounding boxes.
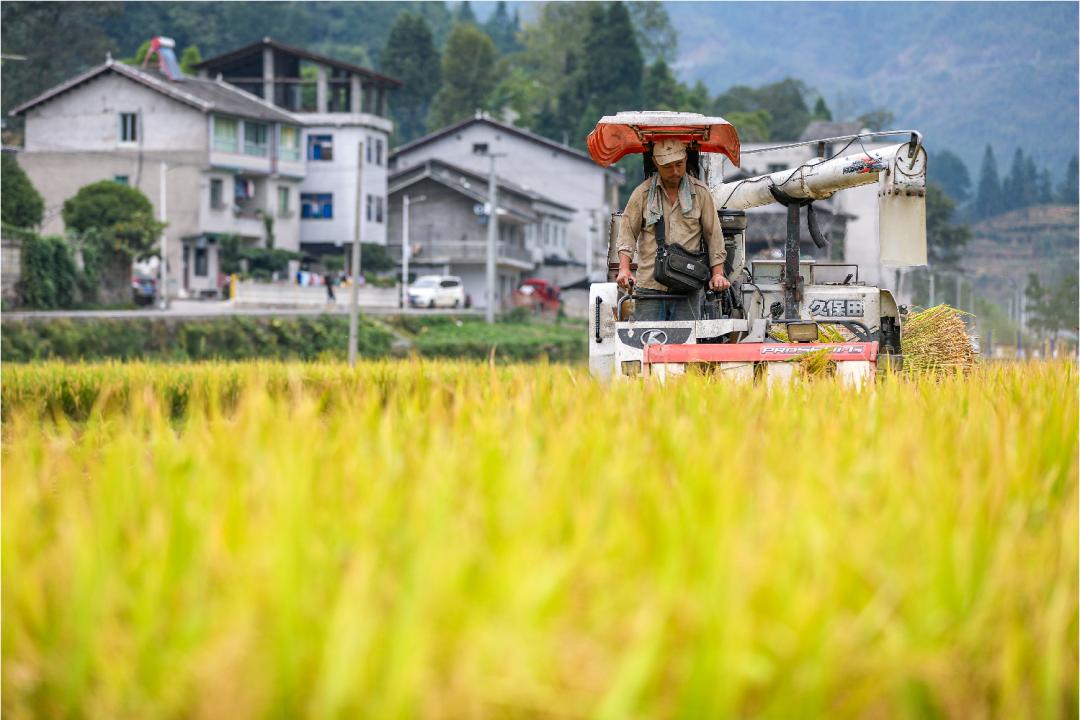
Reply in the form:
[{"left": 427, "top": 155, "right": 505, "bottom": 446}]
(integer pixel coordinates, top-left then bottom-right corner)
[{"left": 408, "top": 275, "right": 466, "bottom": 308}]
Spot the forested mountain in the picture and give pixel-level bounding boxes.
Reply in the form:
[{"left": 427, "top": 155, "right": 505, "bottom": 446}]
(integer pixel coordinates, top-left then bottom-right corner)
[
  {"left": 665, "top": 2, "right": 1078, "bottom": 174},
  {"left": 3, "top": 1, "right": 1076, "bottom": 183}
]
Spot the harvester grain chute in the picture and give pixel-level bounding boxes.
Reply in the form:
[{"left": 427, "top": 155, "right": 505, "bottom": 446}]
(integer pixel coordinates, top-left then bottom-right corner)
[{"left": 586, "top": 111, "right": 930, "bottom": 386}]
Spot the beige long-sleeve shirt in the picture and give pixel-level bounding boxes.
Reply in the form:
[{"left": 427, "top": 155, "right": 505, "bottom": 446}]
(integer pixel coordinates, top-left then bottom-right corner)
[{"left": 616, "top": 175, "right": 726, "bottom": 291}]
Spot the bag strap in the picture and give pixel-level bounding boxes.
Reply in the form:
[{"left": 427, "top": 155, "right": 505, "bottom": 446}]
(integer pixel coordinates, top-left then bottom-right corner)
[{"left": 654, "top": 212, "right": 667, "bottom": 250}]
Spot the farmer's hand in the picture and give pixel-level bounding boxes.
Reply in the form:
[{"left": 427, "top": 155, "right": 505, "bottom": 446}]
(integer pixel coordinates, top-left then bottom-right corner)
[
  {"left": 708, "top": 270, "right": 730, "bottom": 292},
  {"left": 617, "top": 267, "right": 636, "bottom": 290}
]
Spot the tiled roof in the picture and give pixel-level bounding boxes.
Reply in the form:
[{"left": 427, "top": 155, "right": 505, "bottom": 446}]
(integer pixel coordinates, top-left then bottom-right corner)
[
  {"left": 390, "top": 158, "right": 576, "bottom": 214},
  {"left": 391, "top": 113, "right": 623, "bottom": 179},
  {"left": 195, "top": 37, "right": 401, "bottom": 88},
  {"left": 10, "top": 59, "right": 302, "bottom": 124}
]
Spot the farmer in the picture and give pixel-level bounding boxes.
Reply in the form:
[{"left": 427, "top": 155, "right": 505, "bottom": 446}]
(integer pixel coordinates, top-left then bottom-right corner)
[{"left": 615, "top": 138, "right": 729, "bottom": 321}]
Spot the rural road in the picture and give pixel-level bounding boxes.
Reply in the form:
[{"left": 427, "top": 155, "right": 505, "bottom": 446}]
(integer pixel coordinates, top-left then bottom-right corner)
[{"left": 4, "top": 300, "right": 485, "bottom": 321}]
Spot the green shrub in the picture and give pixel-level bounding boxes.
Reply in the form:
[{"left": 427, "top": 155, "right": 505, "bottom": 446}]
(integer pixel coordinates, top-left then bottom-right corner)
[
  {"left": 1, "top": 315, "right": 394, "bottom": 362},
  {"left": 1, "top": 154, "right": 44, "bottom": 229},
  {"left": 18, "top": 234, "right": 78, "bottom": 309}
]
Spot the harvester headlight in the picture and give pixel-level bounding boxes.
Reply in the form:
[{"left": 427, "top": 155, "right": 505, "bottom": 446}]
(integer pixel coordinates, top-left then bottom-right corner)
[{"left": 786, "top": 321, "right": 819, "bottom": 343}]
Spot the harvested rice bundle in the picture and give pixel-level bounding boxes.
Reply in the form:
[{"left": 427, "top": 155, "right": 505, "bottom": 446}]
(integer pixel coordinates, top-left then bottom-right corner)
[{"left": 901, "top": 304, "right": 978, "bottom": 374}]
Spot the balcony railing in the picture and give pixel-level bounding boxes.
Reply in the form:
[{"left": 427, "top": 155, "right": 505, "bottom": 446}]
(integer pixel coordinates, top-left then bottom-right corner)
[{"left": 386, "top": 241, "right": 534, "bottom": 266}]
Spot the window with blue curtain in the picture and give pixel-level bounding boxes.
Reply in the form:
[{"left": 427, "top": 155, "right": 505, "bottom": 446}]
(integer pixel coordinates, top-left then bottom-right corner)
[{"left": 301, "top": 193, "right": 333, "bottom": 219}]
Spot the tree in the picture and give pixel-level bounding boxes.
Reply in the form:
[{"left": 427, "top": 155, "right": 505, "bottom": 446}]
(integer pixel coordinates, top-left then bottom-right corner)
[
  {"left": 725, "top": 110, "right": 771, "bottom": 142},
  {"left": 627, "top": 1, "right": 677, "bottom": 64},
  {"left": 381, "top": 11, "right": 441, "bottom": 143},
  {"left": 974, "top": 144, "right": 1002, "bottom": 220},
  {"left": 1, "top": 2, "right": 119, "bottom": 133},
  {"left": 483, "top": 1, "right": 521, "bottom": 55},
  {"left": 1002, "top": 147, "right": 1038, "bottom": 211},
  {"left": 714, "top": 78, "right": 810, "bottom": 140},
  {"left": 1025, "top": 271, "right": 1079, "bottom": 340},
  {"left": 929, "top": 149, "right": 972, "bottom": 204},
  {"left": 179, "top": 44, "right": 201, "bottom": 75},
  {"left": 856, "top": 109, "right": 895, "bottom": 132},
  {"left": 62, "top": 181, "right": 166, "bottom": 304},
  {"left": 1058, "top": 155, "right": 1078, "bottom": 204},
  {"left": 505, "top": 3, "right": 592, "bottom": 140},
  {"left": 642, "top": 58, "right": 680, "bottom": 110},
  {"left": 925, "top": 183, "right": 971, "bottom": 268},
  {"left": 427, "top": 23, "right": 498, "bottom": 130},
  {"left": 1, "top": 154, "right": 44, "bottom": 229},
  {"left": 454, "top": 1, "right": 476, "bottom": 26},
  {"left": 576, "top": 2, "right": 643, "bottom": 142},
  {"left": 812, "top": 96, "right": 832, "bottom": 121},
  {"left": 18, "top": 234, "right": 78, "bottom": 309}
]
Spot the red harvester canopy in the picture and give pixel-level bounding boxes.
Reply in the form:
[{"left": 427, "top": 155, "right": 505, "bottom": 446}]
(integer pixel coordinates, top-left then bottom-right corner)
[{"left": 586, "top": 111, "right": 741, "bottom": 168}]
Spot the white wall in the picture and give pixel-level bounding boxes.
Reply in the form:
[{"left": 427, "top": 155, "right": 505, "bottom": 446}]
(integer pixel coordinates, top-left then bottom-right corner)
[
  {"left": 392, "top": 122, "right": 616, "bottom": 265},
  {"left": 300, "top": 116, "right": 392, "bottom": 249},
  {"left": 24, "top": 72, "right": 207, "bottom": 153}
]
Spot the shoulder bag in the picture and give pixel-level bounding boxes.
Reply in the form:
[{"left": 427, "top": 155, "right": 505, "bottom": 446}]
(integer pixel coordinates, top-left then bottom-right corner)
[{"left": 653, "top": 213, "right": 710, "bottom": 294}]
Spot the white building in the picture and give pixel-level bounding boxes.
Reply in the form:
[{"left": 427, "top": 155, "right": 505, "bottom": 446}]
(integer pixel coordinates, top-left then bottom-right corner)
[
  {"left": 10, "top": 51, "right": 306, "bottom": 298},
  {"left": 387, "top": 158, "right": 574, "bottom": 309},
  {"left": 389, "top": 113, "right": 624, "bottom": 279},
  {"left": 195, "top": 38, "right": 400, "bottom": 268}
]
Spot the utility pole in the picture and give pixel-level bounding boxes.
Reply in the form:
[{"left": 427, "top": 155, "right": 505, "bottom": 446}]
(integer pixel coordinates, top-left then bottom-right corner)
[
  {"left": 401, "top": 194, "right": 426, "bottom": 308},
  {"left": 473, "top": 144, "right": 505, "bottom": 324},
  {"left": 485, "top": 153, "right": 498, "bottom": 324},
  {"left": 928, "top": 271, "right": 935, "bottom": 307},
  {"left": 586, "top": 210, "right": 596, "bottom": 281},
  {"left": 159, "top": 162, "right": 169, "bottom": 309},
  {"left": 348, "top": 142, "right": 364, "bottom": 367}
]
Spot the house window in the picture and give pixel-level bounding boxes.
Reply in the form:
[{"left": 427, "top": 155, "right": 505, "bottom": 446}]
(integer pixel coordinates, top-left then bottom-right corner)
[
  {"left": 234, "top": 177, "right": 255, "bottom": 201},
  {"left": 308, "top": 134, "right": 333, "bottom": 161},
  {"left": 277, "top": 187, "right": 290, "bottom": 217},
  {"left": 301, "top": 193, "right": 333, "bottom": 219},
  {"left": 375, "top": 196, "right": 384, "bottom": 223},
  {"left": 119, "top": 113, "right": 138, "bottom": 143},
  {"left": 114, "top": 175, "right": 129, "bottom": 185},
  {"left": 366, "top": 141, "right": 373, "bottom": 164},
  {"left": 376, "top": 138, "right": 383, "bottom": 166},
  {"left": 213, "top": 117, "right": 237, "bottom": 152},
  {"left": 366, "top": 194, "right": 373, "bottom": 221},
  {"left": 210, "top": 178, "right": 224, "bottom": 208},
  {"left": 279, "top": 126, "right": 300, "bottom": 161},
  {"left": 244, "top": 123, "right": 269, "bottom": 156},
  {"left": 194, "top": 247, "right": 208, "bottom": 277}
]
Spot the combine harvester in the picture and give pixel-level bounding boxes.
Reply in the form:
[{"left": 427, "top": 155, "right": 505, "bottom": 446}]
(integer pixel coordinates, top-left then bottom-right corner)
[{"left": 586, "top": 111, "right": 927, "bottom": 386}]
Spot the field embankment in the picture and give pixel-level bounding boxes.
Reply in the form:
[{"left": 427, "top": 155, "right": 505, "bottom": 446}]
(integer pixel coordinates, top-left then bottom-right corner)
[
  {"left": 0, "top": 314, "right": 586, "bottom": 363},
  {"left": 2, "top": 361, "right": 1076, "bottom": 718}
]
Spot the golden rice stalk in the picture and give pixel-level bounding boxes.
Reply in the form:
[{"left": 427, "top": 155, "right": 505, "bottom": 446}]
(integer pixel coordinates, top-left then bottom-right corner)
[{"left": 901, "top": 304, "right": 978, "bottom": 374}]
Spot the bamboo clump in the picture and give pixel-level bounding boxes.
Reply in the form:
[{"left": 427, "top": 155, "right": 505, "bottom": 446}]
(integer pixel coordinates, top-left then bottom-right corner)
[{"left": 901, "top": 304, "right": 978, "bottom": 374}]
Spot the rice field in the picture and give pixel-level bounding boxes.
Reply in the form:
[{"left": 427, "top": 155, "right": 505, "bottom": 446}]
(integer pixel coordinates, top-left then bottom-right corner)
[{"left": 2, "top": 360, "right": 1077, "bottom": 719}]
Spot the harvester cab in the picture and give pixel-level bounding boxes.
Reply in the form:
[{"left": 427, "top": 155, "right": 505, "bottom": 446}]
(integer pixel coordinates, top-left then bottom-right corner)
[{"left": 586, "top": 110, "right": 927, "bottom": 385}]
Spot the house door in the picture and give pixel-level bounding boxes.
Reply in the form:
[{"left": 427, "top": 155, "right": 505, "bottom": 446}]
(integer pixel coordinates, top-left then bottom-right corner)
[{"left": 182, "top": 245, "right": 190, "bottom": 291}]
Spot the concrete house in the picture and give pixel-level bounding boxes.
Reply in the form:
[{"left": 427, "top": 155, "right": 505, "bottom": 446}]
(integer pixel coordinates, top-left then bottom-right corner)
[
  {"left": 389, "top": 113, "right": 624, "bottom": 280},
  {"left": 10, "top": 43, "right": 306, "bottom": 298},
  {"left": 195, "top": 38, "right": 401, "bottom": 267},
  {"left": 387, "top": 158, "right": 574, "bottom": 309}
]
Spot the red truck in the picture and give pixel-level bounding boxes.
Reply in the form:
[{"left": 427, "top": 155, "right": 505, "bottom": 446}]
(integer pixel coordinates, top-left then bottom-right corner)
[{"left": 512, "top": 278, "right": 561, "bottom": 314}]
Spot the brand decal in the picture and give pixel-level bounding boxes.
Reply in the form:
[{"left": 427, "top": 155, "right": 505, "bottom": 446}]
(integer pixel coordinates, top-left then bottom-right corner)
[
  {"left": 809, "top": 298, "right": 864, "bottom": 318},
  {"left": 686, "top": 263, "right": 696, "bottom": 271},
  {"left": 760, "top": 345, "right": 865, "bottom": 356},
  {"left": 842, "top": 155, "right": 888, "bottom": 175},
  {"left": 640, "top": 329, "right": 668, "bottom": 345},
  {"left": 617, "top": 327, "right": 692, "bottom": 350}
]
